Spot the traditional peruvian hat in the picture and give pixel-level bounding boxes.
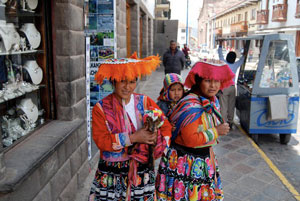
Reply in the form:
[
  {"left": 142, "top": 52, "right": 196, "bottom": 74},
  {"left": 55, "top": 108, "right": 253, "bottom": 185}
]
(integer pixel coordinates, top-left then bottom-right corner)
[
  {"left": 157, "top": 73, "right": 184, "bottom": 101},
  {"left": 184, "top": 60, "right": 235, "bottom": 90},
  {"left": 94, "top": 52, "right": 160, "bottom": 84}
]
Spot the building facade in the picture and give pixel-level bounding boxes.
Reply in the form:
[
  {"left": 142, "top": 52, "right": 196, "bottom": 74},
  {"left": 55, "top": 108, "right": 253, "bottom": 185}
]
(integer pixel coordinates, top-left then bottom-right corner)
[
  {"left": 197, "top": 0, "right": 243, "bottom": 49},
  {"left": 213, "top": 0, "right": 261, "bottom": 51},
  {"left": 256, "top": 0, "right": 300, "bottom": 57}
]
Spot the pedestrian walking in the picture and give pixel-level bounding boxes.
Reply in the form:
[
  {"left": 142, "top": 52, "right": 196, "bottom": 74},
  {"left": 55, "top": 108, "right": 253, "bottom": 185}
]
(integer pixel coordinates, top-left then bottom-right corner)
[
  {"left": 89, "top": 53, "right": 172, "bottom": 201},
  {"left": 182, "top": 44, "right": 191, "bottom": 69},
  {"left": 217, "top": 40, "right": 246, "bottom": 129},
  {"left": 157, "top": 73, "right": 184, "bottom": 117},
  {"left": 156, "top": 61, "right": 233, "bottom": 201},
  {"left": 163, "top": 40, "right": 185, "bottom": 75}
]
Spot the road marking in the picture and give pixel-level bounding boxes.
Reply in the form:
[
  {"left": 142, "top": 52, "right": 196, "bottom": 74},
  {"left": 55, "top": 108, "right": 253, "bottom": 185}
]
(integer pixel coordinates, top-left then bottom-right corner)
[{"left": 237, "top": 125, "right": 300, "bottom": 200}]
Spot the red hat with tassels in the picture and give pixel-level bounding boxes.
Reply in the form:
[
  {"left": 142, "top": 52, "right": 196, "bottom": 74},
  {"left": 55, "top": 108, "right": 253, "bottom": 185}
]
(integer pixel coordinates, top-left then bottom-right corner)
[{"left": 184, "top": 60, "right": 235, "bottom": 90}]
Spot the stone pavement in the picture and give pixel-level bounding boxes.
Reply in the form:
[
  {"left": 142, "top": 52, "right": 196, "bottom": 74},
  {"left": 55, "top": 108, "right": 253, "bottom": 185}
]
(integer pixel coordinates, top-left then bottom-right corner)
[{"left": 75, "top": 67, "right": 297, "bottom": 201}]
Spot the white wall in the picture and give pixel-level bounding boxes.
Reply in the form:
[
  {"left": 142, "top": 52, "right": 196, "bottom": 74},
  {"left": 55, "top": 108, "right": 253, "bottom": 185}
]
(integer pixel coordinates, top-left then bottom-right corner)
[{"left": 142, "top": 0, "right": 155, "bottom": 18}]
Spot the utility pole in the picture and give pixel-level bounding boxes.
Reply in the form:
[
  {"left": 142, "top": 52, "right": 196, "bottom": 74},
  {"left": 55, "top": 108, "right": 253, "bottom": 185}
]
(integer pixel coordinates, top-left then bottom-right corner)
[{"left": 186, "top": 0, "right": 189, "bottom": 46}]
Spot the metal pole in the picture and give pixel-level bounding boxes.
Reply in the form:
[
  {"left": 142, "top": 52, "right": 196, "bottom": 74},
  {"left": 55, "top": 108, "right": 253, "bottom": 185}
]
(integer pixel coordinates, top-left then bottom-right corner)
[{"left": 186, "top": 0, "right": 189, "bottom": 45}]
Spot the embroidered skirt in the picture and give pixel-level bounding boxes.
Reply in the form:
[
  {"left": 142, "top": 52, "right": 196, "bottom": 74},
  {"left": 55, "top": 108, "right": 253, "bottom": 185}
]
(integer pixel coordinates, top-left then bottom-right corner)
[
  {"left": 89, "top": 159, "right": 156, "bottom": 201},
  {"left": 155, "top": 143, "right": 224, "bottom": 201}
]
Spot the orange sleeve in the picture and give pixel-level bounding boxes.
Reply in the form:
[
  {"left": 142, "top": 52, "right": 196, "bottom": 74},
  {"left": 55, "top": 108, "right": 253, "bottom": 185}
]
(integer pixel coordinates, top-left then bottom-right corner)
[
  {"left": 92, "top": 103, "right": 132, "bottom": 152},
  {"left": 146, "top": 96, "right": 172, "bottom": 139},
  {"left": 174, "top": 115, "right": 219, "bottom": 148}
]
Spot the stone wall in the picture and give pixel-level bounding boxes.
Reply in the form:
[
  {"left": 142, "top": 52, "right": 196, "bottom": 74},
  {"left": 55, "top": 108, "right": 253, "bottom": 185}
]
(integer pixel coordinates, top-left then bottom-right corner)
[
  {"left": 0, "top": 1, "right": 88, "bottom": 201},
  {"left": 116, "top": 0, "right": 127, "bottom": 58},
  {"left": 118, "top": 0, "right": 154, "bottom": 58},
  {"left": 55, "top": 0, "right": 86, "bottom": 121},
  {"left": 153, "top": 19, "right": 179, "bottom": 60}
]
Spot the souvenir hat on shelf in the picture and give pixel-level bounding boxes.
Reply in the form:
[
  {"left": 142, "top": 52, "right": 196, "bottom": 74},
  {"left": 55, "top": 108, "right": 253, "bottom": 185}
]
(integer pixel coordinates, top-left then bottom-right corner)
[
  {"left": 24, "top": 60, "right": 43, "bottom": 85},
  {"left": 17, "top": 98, "right": 38, "bottom": 123},
  {"left": 20, "top": 23, "right": 41, "bottom": 49},
  {"left": 26, "top": 0, "right": 38, "bottom": 10},
  {"left": 184, "top": 59, "right": 235, "bottom": 90},
  {"left": 94, "top": 52, "right": 161, "bottom": 84}
]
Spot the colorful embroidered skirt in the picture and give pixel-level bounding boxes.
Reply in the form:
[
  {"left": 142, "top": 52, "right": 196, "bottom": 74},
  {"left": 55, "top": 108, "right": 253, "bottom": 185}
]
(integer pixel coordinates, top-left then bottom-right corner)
[
  {"left": 89, "top": 159, "right": 156, "bottom": 201},
  {"left": 155, "top": 143, "right": 224, "bottom": 201}
]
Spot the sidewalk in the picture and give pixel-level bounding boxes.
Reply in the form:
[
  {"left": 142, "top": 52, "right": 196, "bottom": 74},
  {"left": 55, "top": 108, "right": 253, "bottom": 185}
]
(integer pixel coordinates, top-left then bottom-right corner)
[{"left": 75, "top": 67, "right": 296, "bottom": 201}]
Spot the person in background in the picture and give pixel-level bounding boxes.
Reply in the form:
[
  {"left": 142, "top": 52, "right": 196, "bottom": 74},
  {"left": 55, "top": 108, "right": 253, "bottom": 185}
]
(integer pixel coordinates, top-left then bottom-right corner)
[
  {"left": 156, "top": 60, "right": 233, "bottom": 200},
  {"left": 89, "top": 53, "right": 172, "bottom": 201},
  {"left": 163, "top": 40, "right": 185, "bottom": 75},
  {"left": 217, "top": 40, "right": 246, "bottom": 129},
  {"left": 157, "top": 73, "right": 184, "bottom": 117},
  {"left": 182, "top": 44, "right": 191, "bottom": 69}
]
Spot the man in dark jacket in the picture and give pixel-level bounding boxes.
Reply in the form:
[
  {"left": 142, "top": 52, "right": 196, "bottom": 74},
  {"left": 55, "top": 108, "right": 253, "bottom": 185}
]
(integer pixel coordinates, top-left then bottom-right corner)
[{"left": 163, "top": 40, "right": 185, "bottom": 75}]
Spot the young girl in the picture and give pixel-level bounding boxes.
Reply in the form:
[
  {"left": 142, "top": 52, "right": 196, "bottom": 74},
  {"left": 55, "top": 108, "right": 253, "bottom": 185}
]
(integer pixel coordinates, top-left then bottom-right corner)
[{"left": 157, "top": 73, "right": 184, "bottom": 117}]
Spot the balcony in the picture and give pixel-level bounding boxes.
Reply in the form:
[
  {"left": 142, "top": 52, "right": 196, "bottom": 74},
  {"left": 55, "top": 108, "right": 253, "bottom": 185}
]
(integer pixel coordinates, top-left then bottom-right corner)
[
  {"left": 272, "top": 4, "right": 287, "bottom": 22},
  {"left": 257, "top": 10, "right": 269, "bottom": 24},
  {"left": 214, "top": 28, "right": 222, "bottom": 36},
  {"left": 296, "top": 2, "right": 300, "bottom": 18},
  {"left": 230, "top": 21, "right": 248, "bottom": 33},
  {"left": 156, "top": 0, "right": 170, "bottom": 10}
]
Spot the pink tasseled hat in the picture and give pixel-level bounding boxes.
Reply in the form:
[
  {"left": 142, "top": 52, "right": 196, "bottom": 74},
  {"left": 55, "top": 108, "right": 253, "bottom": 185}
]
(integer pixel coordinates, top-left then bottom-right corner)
[{"left": 184, "top": 60, "right": 235, "bottom": 90}]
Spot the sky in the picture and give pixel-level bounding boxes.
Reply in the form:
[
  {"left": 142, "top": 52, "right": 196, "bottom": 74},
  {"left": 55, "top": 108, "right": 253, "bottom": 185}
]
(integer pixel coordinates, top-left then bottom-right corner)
[{"left": 170, "top": 0, "right": 203, "bottom": 29}]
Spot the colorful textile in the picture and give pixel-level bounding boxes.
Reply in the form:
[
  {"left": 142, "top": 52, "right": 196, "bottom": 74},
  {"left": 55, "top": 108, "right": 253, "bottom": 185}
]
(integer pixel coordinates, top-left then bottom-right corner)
[
  {"left": 89, "top": 159, "right": 156, "bottom": 201},
  {"left": 185, "top": 61, "right": 235, "bottom": 90},
  {"left": 143, "top": 107, "right": 165, "bottom": 129},
  {"left": 169, "top": 93, "right": 223, "bottom": 143},
  {"left": 93, "top": 92, "right": 171, "bottom": 161},
  {"left": 91, "top": 93, "right": 172, "bottom": 200},
  {"left": 157, "top": 73, "right": 184, "bottom": 102},
  {"left": 156, "top": 144, "right": 223, "bottom": 201},
  {"left": 95, "top": 52, "right": 160, "bottom": 84}
]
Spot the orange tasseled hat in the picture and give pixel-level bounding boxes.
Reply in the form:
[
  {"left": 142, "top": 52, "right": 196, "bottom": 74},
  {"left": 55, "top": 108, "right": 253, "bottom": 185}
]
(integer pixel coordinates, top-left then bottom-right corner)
[{"left": 94, "top": 52, "right": 161, "bottom": 84}]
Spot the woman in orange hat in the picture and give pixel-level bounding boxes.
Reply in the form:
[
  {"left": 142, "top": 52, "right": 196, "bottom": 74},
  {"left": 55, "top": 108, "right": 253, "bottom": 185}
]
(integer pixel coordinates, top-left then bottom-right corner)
[
  {"left": 89, "top": 53, "right": 172, "bottom": 201},
  {"left": 156, "top": 60, "right": 233, "bottom": 201}
]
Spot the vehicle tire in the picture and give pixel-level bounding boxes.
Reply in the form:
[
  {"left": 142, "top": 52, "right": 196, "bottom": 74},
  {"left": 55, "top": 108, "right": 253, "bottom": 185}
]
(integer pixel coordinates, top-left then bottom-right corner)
[
  {"left": 280, "top": 134, "right": 291, "bottom": 145},
  {"left": 251, "top": 134, "right": 259, "bottom": 144}
]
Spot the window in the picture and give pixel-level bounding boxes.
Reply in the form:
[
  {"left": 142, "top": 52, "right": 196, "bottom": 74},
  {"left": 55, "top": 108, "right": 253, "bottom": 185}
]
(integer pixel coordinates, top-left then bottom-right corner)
[
  {"left": 0, "top": 1, "right": 53, "bottom": 149},
  {"left": 259, "top": 40, "right": 292, "bottom": 88},
  {"left": 238, "top": 14, "right": 242, "bottom": 22},
  {"left": 251, "top": 8, "right": 256, "bottom": 20},
  {"left": 181, "top": 28, "right": 185, "bottom": 33}
]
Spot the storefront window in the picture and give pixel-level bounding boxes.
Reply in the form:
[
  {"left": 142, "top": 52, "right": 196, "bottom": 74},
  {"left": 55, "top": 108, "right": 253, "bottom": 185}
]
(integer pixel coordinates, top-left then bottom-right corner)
[
  {"left": 259, "top": 40, "right": 292, "bottom": 88},
  {"left": 0, "top": 1, "right": 53, "bottom": 150}
]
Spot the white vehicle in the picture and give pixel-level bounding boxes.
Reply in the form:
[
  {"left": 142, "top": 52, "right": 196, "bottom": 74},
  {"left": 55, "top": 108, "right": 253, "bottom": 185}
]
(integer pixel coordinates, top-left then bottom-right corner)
[{"left": 198, "top": 49, "right": 210, "bottom": 60}]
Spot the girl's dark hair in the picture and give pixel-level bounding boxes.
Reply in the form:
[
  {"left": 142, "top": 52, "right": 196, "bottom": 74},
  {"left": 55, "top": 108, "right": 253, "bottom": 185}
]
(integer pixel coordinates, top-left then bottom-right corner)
[{"left": 185, "top": 74, "right": 203, "bottom": 96}]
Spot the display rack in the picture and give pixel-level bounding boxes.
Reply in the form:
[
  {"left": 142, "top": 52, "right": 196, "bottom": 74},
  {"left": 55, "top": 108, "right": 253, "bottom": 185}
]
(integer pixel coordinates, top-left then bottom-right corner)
[{"left": 0, "top": 0, "right": 51, "bottom": 150}]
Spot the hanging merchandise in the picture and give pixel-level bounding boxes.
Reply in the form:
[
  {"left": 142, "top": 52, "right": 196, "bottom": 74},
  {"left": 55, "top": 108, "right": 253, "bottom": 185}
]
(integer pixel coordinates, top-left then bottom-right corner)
[
  {"left": 0, "top": 21, "right": 13, "bottom": 52},
  {"left": 0, "top": 0, "right": 8, "bottom": 6},
  {"left": 0, "top": 21, "right": 21, "bottom": 52},
  {"left": 5, "top": 0, "right": 17, "bottom": 14},
  {"left": 17, "top": 98, "right": 38, "bottom": 123},
  {"left": 20, "top": 23, "right": 41, "bottom": 49},
  {"left": 23, "top": 60, "right": 43, "bottom": 85},
  {"left": 0, "top": 56, "right": 7, "bottom": 89}
]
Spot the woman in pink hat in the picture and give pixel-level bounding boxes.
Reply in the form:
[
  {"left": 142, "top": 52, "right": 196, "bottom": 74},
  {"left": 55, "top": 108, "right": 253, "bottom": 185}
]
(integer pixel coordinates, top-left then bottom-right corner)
[{"left": 156, "top": 60, "right": 234, "bottom": 201}]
